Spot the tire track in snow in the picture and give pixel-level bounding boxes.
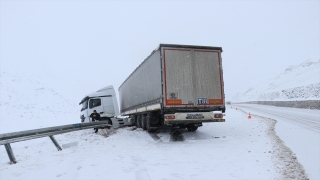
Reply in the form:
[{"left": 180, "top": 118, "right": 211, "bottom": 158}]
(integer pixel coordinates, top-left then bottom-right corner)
[{"left": 130, "top": 156, "right": 151, "bottom": 180}]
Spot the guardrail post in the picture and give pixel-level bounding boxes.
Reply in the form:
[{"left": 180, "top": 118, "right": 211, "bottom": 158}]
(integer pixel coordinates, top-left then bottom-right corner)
[
  {"left": 4, "top": 143, "right": 17, "bottom": 164},
  {"left": 49, "top": 135, "right": 62, "bottom": 151}
]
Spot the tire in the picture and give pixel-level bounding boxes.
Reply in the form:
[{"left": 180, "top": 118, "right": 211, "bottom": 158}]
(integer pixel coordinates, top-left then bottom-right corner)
[
  {"left": 187, "top": 124, "right": 198, "bottom": 132},
  {"left": 141, "top": 115, "right": 147, "bottom": 130}
]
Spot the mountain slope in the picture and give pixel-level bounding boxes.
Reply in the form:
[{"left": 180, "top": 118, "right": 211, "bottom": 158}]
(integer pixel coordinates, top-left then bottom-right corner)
[
  {"left": 0, "top": 71, "right": 79, "bottom": 133},
  {"left": 232, "top": 59, "right": 320, "bottom": 102}
]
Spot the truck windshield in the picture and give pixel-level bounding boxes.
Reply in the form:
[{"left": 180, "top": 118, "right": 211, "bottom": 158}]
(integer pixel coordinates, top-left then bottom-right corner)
[{"left": 81, "top": 100, "right": 88, "bottom": 111}]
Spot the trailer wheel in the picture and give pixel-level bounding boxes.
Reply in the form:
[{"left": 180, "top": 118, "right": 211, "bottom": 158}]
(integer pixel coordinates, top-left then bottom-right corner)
[{"left": 187, "top": 124, "right": 198, "bottom": 132}]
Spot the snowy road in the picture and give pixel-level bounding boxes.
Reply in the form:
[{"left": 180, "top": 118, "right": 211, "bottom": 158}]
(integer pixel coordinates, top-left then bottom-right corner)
[
  {"left": 233, "top": 104, "right": 320, "bottom": 180},
  {"left": 234, "top": 104, "right": 320, "bottom": 133},
  {"left": 0, "top": 106, "right": 310, "bottom": 180}
]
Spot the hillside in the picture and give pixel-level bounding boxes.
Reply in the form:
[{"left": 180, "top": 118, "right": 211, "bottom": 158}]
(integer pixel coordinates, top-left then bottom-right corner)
[
  {"left": 231, "top": 59, "right": 320, "bottom": 102},
  {"left": 0, "top": 71, "right": 79, "bottom": 133}
]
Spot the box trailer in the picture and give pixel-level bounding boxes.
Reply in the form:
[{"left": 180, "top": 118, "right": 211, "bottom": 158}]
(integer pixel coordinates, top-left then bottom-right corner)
[{"left": 119, "top": 44, "right": 225, "bottom": 132}]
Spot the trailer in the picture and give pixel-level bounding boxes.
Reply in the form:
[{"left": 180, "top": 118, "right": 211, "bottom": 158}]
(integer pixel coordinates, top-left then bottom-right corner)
[{"left": 119, "top": 44, "right": 225, "bottom": 132}]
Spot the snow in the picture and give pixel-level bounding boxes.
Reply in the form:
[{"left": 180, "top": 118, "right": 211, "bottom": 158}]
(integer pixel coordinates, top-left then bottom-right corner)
[
  {"left": 234, "top": 104, "right": 320, "bottom": 180},
  {"left": 1, "top": 58, "right": 319, "bottom": 179},
  {"left": 1, "top": 106, "right": 309, "bottom": 180},
  {"left": 231, "top": 59, "right": 320, "bottom": 102},
  {"left": 0, "top": 71, "right": 78, "bottom": 133}
]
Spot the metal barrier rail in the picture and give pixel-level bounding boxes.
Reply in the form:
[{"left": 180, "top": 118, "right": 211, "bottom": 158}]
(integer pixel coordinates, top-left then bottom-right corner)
[{"left": 0, "top": 121, "right": 111, "bottom": 164}]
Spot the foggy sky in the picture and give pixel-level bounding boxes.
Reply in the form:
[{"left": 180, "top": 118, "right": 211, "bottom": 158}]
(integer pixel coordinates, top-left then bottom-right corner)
[{"left": 0, "top": 0, "right": 319, "bottom": 102}]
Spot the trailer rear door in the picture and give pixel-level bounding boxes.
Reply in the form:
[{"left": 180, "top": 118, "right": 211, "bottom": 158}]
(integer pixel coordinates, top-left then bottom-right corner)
[{"left": 163, "top": 48, "right": 223, "bottom": 107}]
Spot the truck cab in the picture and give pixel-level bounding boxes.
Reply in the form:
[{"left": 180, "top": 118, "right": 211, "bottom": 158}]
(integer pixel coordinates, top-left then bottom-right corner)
[{"left": 79, "top": 85, "right": 119, "bottom": 123}]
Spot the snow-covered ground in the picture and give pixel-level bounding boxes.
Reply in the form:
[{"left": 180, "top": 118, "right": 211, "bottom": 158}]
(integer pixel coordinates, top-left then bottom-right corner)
[
  {"left": 0, "top": 106, "right": 311, "bottom": 180},
  {"left": 234, "top": 104, "right": 320, "bottom": 180},
  {"left": 1, "top": 57, "right": 319, "bottom": 179},
  {"left": 231, "top": 59, "right": 320, "bottom": 102}
]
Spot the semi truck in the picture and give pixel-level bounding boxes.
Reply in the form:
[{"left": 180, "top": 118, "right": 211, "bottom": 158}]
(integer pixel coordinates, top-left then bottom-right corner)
[
  {"left": 119, "top": 44, "right": 225, "bottom": 132},
  {"left": 79, "top": 85, "right": 130, "bottom": 128}
]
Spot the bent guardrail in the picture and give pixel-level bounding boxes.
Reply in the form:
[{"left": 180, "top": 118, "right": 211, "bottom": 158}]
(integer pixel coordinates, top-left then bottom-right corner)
[{"left": 0, "top": 121, "right": 111, "bottom": 164}]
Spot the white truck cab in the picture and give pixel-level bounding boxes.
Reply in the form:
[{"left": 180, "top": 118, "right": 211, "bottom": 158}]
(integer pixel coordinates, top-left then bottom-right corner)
[{"left": 79, "top": 85, "right": 119, "bottom": 123}]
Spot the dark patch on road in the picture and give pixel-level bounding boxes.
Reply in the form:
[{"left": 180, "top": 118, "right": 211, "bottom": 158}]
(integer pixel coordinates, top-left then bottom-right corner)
[{"left": 170, "top": 129, "right": 185, "bottom": 142}]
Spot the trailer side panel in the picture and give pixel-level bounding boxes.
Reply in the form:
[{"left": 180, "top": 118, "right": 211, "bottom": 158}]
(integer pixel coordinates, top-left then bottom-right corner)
[{"left": 119, "top": 51, "right": 162, "bottom": 114}]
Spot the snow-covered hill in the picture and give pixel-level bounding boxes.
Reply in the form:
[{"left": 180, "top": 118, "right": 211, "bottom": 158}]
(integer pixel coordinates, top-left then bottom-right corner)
[
  {"left": 0, "top": 71, "right": 79, "bottom": 133},
  {"left": 231, "top": 59, "right": 320, "bottom": 102}
]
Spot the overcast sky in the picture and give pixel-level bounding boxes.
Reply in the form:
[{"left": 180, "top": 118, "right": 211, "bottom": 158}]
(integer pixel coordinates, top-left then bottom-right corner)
[{"left": 0, "top": 0, "right": 319, "bottom": 102}]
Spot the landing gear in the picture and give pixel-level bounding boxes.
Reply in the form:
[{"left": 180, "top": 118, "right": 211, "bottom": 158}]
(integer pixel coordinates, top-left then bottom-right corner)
[
  {"left": 146, "top": 114, "right": 154, "bottom": 132},
  {"left": 136, "top": 115, "right": 142, "bottom": 128},
  {"left": 141, "top": 115, "right": 147, "bottom": 130},
  {"left": 131, "top": 115, "right": 137, "bottom": 127}
]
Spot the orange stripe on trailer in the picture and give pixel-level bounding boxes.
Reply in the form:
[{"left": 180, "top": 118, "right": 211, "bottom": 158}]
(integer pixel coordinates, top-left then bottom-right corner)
[
  {"left": 208, "top": 99, "right": 223, "bottom": 104},
  {"left": 166, "top": 99, "right": 182, "bottom": 105}
]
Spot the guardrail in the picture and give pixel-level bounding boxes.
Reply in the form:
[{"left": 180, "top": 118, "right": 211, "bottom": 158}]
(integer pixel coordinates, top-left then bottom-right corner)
[
  {"left": 232, "top": 100, "right": 320, "bottom": 110},
  {"left": 0, "top": 121, "right": 111, "bottom": 164}
]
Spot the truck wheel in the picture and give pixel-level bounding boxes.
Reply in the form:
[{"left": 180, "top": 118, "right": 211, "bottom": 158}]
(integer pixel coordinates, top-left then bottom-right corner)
[
  {"left": 141, "top": 115, "right": 147, "bottom": 130},
  {"left": 187, "top": 125, "right": 198, "bottom": 132}
]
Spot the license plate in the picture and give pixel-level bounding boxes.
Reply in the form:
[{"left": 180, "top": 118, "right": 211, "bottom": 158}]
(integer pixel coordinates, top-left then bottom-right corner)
[{"left": 186, "top": 114, "right": 204, "bottom": 119}]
